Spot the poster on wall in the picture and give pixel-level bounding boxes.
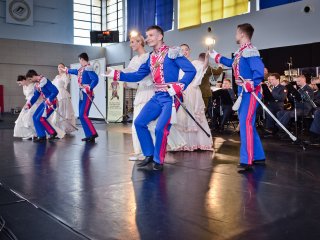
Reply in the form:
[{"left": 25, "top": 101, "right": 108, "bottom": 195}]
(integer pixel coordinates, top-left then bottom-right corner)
[
  {"left": 70, "top": 58, "right": 106, "bottom": 119},
  {"left": 107, "top": 64, "right": 124, "bottom": 122},
  {"left": 6, "top": 0, "right": 33, "bottom": 26}
]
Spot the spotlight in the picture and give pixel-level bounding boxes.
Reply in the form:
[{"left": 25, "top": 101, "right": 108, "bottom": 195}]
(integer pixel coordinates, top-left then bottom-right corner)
[
  {"left": 130, "top": 30, "right": 138, "bottom": 37},
  {"left": 205, "top": 37, "right": 215, "bottom": 46}
]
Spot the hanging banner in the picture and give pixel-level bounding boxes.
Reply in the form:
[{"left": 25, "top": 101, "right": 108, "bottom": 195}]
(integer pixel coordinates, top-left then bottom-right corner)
[
  {"left": 107, "top": 64, "right": 124, "bottom": 122},
  {"left": 70, "top": 58, "right": 106, "bottom": 119},
  {"left": 6, "top": 0, "right": 33, "bottom": 26}
]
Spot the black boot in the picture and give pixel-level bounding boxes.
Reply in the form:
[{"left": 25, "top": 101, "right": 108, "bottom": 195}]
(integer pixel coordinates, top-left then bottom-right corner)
[
  {"left": 237, "top": 163, "right": 253, "bottom": 173},
  {"left": 48, "top": 132, "right": 58, "bottom": 141},
  {"left": 137, "top": 156, "right": 154, "bottom": 167},
  {"left": 153, "top": 162, "right": 163, "bottom": 171},
  {"left": 253, "top": 159, "right": 266, "bottom": 166},
  {"left": 86, "top": 134, "right": 99, "bottom": 142},
  {"left": 82, "top": 134, "right": 98, "bottom": 142},
  {"left": 33, "top": 136, "right": 47, "bottom": 143}
]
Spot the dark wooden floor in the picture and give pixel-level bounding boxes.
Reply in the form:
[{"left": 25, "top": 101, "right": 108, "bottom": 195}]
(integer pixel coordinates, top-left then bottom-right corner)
[{"left": 1, "top": 114, "right": 320, "bottom": 240}]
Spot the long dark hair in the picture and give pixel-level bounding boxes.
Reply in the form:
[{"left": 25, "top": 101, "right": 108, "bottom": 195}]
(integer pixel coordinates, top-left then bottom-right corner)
[{"left": 17, "top": 75, "right": 26, "bottom": 82}]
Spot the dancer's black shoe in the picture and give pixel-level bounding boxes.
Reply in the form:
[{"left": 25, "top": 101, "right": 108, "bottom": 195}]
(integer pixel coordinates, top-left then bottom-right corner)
[
  {"left": 237, "top": 163, "right": 253, "bottom": 173},
  {"left": 48, "top": 132, "right": 58, "bottom": 141},
  {"left": 82, "top": 134, "right": 98, "bottom": 142},
  {"left": 87, "top": 134, "right": 98, "bottom": 142},
  {"left": 153, "top": 162, "right": 163, "bottom": 171},
  {"left": 137, "top": 156, "right": 154, "bottom": 167},
  {"left": 253, "top": 159, "right": 266, "bottom": 166},
  {"left": 33, "top": 136, "right": 47, "bottom": 143}
]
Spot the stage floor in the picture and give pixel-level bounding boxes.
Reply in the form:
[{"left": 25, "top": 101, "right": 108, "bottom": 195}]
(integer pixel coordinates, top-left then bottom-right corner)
[{"left": 1, "top": 119, "right": 320, "bottom": 239}]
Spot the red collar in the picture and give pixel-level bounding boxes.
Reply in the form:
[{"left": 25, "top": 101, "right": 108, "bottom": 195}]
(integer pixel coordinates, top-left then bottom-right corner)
[
  {"left": 239, "top": 42, "right": 252, "bottom": 51},
  {"left": 154, "top": 44, "right": 168, "bottom": 55}
]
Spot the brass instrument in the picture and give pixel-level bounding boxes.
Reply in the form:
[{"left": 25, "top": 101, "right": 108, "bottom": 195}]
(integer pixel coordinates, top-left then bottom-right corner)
[
  {"left": 284, "top": 57, "right": 298, "bottom": 82},
  {"left": 283, "top": 99, "right": 292, "bottom": 110},
  {"left": 281, "top": 75, "right": 292, "bottom": 110},
  {"left": 284, "top": 69, "right": 298, "bottom": 80}
]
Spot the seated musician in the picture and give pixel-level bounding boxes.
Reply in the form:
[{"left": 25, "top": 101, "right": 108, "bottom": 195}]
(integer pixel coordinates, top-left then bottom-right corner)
[
  {"left": 309, "top": 77, "right": 320, "bottom": 142},
  {"left": 276, "top": 75, "right": 314, "bottom": 138},
  {"left": 310, "top": 77, "right": 320, "bottom": 106},
  {"left": 208, "top": 78, "right": 235, "bottom": 131},
  {"left": 263, "top": 73, "right": 287, "bottom": 134}
]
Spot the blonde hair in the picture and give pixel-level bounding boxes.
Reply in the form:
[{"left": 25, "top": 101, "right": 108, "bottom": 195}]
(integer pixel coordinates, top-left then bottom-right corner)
[{"left": 130, "top": 33, "right": 145, "bottom": 47}]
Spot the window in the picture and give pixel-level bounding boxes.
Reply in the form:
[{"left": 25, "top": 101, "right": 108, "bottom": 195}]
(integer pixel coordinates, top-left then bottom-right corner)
[
  {"left": 179, "top": 0, "right": 249, "bottom": 29},
  {"left": 73, "top": 0, "right": 102, "bottom": 46},
  {"left": 106, "top": 0, "right": 124, "bottom": 43},
  {"left": 73, "top": 0, "right": 124, "bottom": 45}
]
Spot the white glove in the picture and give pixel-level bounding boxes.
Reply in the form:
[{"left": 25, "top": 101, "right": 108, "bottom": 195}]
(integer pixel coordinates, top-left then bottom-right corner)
[
  {"left": 102, "top": 67, "right": 115, "bottom": 78},
  {"left": 167, "top": 83, "right": 183, "bottom": 96},
  {"left": 167, "top": 86, "right": 176, "bottom": 96},
  {"left": 209, "top": 49, "right": 219, "bottom": 59}
]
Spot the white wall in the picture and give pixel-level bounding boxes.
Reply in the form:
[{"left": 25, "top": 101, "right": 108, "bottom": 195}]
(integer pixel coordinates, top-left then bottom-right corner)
[
  {"left": 0, "top": 39, "right": 106, "bottom": 112},
  {"left": 105, "top": 0, "right": 320, "bottom": 66},
  {"left": 0, "top": 0, "right": 73, "bottom": 44}
]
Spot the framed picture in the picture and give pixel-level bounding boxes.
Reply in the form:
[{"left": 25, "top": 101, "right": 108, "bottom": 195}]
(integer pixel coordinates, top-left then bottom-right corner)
[{"left": 106, "top": 63, "right": 125, "bottom": 122}]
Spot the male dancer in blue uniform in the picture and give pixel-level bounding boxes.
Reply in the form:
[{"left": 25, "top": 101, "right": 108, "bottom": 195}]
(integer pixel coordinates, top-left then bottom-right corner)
[
  {"left": 25, "top": 70, "right": 59, "bottom": 143},
  {"left": 106, "top": 25, "right": 196, "bottom": 170},
  {"left": 209, "top": 23, "right": 265, "bottom": 172},
  {"left": 63, "top": 53, "right": 99, "bottom": 142}
]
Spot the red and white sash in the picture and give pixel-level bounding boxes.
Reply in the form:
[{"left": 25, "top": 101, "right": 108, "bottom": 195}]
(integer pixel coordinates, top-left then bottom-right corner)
[
  {"left": 232, "top": 42, "right": 252, "bottom": 80},
  {"left": 150, "top": 45, "right": 169, "bottom": 85}
]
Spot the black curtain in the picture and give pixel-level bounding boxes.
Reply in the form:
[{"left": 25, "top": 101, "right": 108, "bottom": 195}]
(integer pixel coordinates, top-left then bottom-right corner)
[{"left": 260, "top": 42, "right": 320, "bottom": 79}]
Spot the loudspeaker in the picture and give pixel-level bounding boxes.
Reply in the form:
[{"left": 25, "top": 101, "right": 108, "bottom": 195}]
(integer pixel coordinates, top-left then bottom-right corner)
[
  {"left": 304, "top": 6, "right": 311, "bottom": 13},
  {"left": 90, "top": 31, "right": 119, "bottom": 44}
]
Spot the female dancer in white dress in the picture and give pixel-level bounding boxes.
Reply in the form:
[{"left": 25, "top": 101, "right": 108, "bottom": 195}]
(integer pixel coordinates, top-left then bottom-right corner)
[
  {"left": 14, "top": 75, "right": 40, "bottom": 139},
  {"left": 175, "top": 44, "right": 213, "bottom": 151},
  {"left": 125, "top": 33, "right": 186, "bottom": 160},
  {"left": 52, "top": 63, "right": 76, "bottom": 134}
]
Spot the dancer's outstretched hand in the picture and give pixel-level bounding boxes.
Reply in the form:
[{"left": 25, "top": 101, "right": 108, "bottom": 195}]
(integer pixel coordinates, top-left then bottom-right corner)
[
  {"left": 208, "top": 49, "right": 221, "bottom": 63},
  {"left": 102, "top": 68, "right": 115, "bottom": 78},
  {"left": 208, "top": 49, "right": 218, "bottom": 58}
]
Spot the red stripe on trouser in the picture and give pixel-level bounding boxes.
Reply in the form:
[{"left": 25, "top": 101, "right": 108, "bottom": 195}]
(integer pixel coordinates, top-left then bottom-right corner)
[
  {"left": 159, "top": 119, "right": 171, "bottom": 164},
  {"left": 245, "top": 93, "right": 257, "bottom": 165},
  {"left": 84, "top": 96, "right": 97, "bottom": 135},
  {"left": 174, "top": 96, "right": 181, "bottom": 109},
  {"left": 40, "top": 108, "right": 55, "bottom": 135}
]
